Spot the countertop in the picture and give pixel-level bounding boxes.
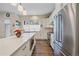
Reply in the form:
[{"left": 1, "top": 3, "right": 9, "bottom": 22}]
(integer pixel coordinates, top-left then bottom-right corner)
[{"left": 0, "top": 33, "right": 35, "bottom": 56}]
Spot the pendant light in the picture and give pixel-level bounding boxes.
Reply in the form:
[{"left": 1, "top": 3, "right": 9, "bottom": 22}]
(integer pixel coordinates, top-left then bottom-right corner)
[{"left": 18, "top": 3, "right": 23, "bottom": 12}]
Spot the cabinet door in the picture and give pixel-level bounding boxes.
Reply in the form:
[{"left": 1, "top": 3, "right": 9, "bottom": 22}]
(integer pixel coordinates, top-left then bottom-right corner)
[
  {"left": 12, "top": 41, "right": 30, "bottom": 56},
  {"left": 50, "top": 34, "right": 54, "bottom": 49}
]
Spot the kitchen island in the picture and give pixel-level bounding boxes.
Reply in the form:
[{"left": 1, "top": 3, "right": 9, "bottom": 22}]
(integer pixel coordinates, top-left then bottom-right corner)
[{"left": 0, "top": 33, "right": 36, "bottom": 56}]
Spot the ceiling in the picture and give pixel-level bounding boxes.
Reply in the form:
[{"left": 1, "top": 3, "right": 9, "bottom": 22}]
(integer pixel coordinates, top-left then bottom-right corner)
[{"left": 0, "top": 3, "right": 55, "bottom": 16}]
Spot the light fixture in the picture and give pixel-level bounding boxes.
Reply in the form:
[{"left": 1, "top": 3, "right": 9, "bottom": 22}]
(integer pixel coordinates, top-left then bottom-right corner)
[
  {"left": 31, "top": 16, "right": 38, "bottom": 23},
  {"left": 31, "top": 16, "right": 38, "bottom": 19},
  {"left": 18, "top": 4, "right": 23, "bottom": 12},
  {"left": 11, "top": 3, "right": 17, "bottom": 6},
  {"left": 23, "top": 10, "right": 27, "bottom": 15}
]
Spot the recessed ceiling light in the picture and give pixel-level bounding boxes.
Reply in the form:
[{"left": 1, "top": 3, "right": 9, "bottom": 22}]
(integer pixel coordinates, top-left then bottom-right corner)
[
  {"left": 23, "top": 10, "right": 27, "bottom": 15},
  {"left": 31, "top": 16, "right": 38, "bottom": 19}
]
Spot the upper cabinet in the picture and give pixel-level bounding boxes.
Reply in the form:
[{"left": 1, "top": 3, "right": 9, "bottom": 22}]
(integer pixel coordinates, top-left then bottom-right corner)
[
  {"left": 49, "top": 3, "right": 68, "bottom": 18},
  {"left": 49, "top": 4, "right": 68, "bottom": 27}
]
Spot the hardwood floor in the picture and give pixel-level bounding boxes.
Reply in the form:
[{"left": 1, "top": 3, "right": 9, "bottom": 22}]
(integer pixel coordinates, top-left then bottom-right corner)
[{"left": 32, "top": 39, "right": 54, "bottom": 56}]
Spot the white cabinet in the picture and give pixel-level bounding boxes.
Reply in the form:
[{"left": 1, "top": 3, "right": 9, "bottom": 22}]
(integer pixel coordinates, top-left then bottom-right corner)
[
  {"left": 12, "top": 41, "right": 30, "bottom": 56},
  {"left": 50, "top": 33, "right": 54, "bottom": 49},
  {"left": 12, "top": 38, "right": 36, "bottom": 56},
  {"left": 23, "top": 25, "right": 40, "bottom": 32},
  {"left": 4, "top": 20, "right": 12, "bottom": 37}
]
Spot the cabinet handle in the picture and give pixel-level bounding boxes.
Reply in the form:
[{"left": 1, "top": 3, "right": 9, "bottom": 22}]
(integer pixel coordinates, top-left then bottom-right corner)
[{"left": 22, "top": 46, "right": 26, "bottom": 50}]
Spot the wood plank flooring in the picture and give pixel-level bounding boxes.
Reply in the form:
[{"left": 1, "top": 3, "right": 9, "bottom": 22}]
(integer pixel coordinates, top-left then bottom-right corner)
[{"left": 32, "top": 40, "right": 54, "bottom": 56}]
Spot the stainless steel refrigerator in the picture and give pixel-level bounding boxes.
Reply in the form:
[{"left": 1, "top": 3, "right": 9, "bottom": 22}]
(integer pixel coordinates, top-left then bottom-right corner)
[{"left": 53, "top": 4, "right": 79, "bottom": 56}]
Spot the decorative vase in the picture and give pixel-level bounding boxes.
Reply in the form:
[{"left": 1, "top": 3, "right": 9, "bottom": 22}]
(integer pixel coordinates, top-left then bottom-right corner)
[{"left": 16, "top": 32, "right": 21, "bottom": 38}]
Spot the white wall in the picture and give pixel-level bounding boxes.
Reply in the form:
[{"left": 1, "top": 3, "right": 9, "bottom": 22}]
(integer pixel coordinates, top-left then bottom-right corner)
[{"left": 0, "top": 11, "right": 19, "bottom": 38}]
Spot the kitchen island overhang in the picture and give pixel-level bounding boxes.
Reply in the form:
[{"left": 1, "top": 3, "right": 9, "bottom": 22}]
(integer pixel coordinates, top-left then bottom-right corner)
[{"left": 0, "top": 33, "right": 36, "bottom": 56}]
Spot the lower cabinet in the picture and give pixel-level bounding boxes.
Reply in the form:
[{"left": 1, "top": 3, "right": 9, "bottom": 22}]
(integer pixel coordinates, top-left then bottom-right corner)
[
  {"left": 12, "top": 41, "right": 30, "bottom": 56},
  {"left": 12, "top": 38, "right": 36, "bottom": 56}
]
